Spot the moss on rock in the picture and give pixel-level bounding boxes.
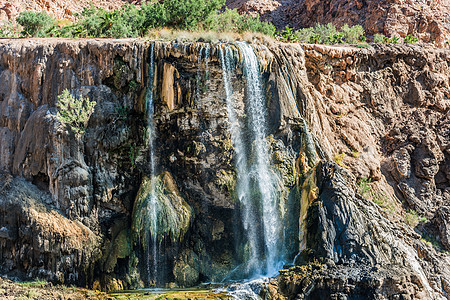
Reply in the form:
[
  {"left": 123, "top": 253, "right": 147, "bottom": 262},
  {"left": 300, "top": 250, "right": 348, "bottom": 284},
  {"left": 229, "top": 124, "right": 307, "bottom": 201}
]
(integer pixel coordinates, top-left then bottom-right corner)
[{"left": 131, "top": 171, "right": 193, "bottom": 249}]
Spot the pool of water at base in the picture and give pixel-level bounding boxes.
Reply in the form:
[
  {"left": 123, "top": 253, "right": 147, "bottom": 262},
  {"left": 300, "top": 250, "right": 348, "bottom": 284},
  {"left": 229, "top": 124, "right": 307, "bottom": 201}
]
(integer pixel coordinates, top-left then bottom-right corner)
[{"left": 109, "top": 278, "right": 269, "bottom": 300}]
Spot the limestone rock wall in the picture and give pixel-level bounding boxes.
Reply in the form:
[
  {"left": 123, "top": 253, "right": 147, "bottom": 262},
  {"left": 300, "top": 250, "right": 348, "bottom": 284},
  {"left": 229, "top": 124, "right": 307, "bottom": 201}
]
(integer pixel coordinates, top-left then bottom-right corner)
[{"left": 0, "top": 39, "right": 150, "bottom": 285}]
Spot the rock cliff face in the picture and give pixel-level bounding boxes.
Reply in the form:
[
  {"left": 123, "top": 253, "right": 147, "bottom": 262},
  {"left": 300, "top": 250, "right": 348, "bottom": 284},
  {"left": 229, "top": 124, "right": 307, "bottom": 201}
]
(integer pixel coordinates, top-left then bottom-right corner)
[{"left": 0, "top": 39, "right": 449, "bottom": 298}]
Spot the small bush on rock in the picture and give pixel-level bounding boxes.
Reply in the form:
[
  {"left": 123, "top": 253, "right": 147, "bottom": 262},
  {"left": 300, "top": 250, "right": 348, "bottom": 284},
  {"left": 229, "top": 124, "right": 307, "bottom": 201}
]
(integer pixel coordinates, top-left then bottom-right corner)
[
  {"left": 56, "top": 89, "right": 97, "bottom": 138},
  {"left": 404, "top": 34, "right": 419, "bottom": 44},
  {"left": 279, "top": 26, "right": 299, "bottom": 42},
  {"left": 341, "top": 24, "right": 364, "bottom": 43},
  {"left": 388, "top": 36, "right": 400, "bottom": 44},
  {"left": 373, "top": 34, "right": 386, "bottom": 43},
  {"left": 284, "top": 23, "right": 366, "bottom": 44},
  {"left": 0, "top": 21, "right": 22, "bottom": 38}
]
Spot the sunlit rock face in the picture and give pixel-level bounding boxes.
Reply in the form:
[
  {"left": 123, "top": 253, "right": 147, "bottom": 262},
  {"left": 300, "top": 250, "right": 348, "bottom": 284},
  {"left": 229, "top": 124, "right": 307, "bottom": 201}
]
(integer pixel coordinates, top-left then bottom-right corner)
[{"left": 0, "top": 39, "right": 449, "bottom": 298}]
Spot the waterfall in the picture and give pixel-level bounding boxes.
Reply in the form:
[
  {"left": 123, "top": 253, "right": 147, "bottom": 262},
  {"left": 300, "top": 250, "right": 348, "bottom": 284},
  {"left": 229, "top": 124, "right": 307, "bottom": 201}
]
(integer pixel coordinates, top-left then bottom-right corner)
[
  {"left": 219, "top": 45, "right": 262, "bottom": 275},
  {"left": 220, "top": 43, "right": 283, "bottom": 277},
  {"left": 145, "top": 43, "right": 158, "bottom": 285},
  {"left": 237, "top": 42, "right": 282, "bottom": 276},
  {"left": 196, "top": 44, "right": 210, "bottom": 107},
  {"left": 196, "top": 45, "right": 210, "bottom": 103}
]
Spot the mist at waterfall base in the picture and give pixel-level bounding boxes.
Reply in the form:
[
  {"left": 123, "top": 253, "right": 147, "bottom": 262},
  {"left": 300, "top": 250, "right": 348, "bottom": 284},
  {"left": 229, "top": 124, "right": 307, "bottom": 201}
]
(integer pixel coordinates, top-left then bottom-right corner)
[{"left": 133, "top": 42, "right": 296, "bottom": 290}]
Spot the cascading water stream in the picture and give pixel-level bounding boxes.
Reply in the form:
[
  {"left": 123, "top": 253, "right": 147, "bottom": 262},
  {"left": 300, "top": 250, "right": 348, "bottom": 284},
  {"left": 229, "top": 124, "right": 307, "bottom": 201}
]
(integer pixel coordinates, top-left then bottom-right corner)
[
  {"left": 145, "top": 43, "right": 158, "bottom": 285},
  {"left": 196, "top": 44, "right": 211, "bottom": 107},
  {"left": 219, "top": 45, "right": 262, "bottom": 275},
  {"left": 236, "top": 42, "right": 282, "bottom": 276},
  {"left": 220, "top": 42, "right": 283, "bottom": 278}
]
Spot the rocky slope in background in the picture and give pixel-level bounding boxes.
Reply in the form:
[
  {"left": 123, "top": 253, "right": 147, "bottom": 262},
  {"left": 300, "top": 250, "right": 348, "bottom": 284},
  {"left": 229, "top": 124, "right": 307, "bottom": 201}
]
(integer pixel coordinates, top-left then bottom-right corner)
[
  {"left": 0, "top": 39, "right": 449, "bottom": 299},
  {"left": 0, "top": 0, "right": 137, "bottom": 21},
  {"left": 227, "top": 0, "right": 450, "bottom": 46}
]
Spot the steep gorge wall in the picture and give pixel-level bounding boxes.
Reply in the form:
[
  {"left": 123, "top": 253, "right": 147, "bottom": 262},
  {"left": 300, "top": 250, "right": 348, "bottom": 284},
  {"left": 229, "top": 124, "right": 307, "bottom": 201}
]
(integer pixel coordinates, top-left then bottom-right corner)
[{"left": 0, "top": 39, "right": 449, "bottom": 298}]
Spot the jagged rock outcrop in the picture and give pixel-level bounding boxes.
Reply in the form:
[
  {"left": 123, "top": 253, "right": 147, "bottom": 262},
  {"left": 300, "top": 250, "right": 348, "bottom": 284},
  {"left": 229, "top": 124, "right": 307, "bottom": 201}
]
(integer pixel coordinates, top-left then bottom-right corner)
[
  {"left": 271, "top": 162, "right": 449, "bottom": 299},
  {"left": 0, "top": 39, "right": 150, "bottom": 286},
  {"left": 266, "top": 42, "right": 450, "bottom": 299},
  {"left": 0, "top": 38, "right": 449, "bottom": 299}
]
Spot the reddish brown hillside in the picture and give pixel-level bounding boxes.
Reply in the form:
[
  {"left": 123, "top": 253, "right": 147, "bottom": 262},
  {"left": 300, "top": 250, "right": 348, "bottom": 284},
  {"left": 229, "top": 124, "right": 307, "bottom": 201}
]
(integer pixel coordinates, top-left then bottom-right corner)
[
  {"left": 227, "top": 0, "right": 450, "bottom": 46},
  {"left": 0, "top": 0, "right": 139, "bottom": 21}
]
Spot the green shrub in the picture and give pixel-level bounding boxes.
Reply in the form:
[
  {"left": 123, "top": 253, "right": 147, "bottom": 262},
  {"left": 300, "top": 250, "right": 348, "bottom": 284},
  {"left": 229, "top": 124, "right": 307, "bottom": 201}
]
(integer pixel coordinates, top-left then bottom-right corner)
[
  {"left": 16, "top": 11, "right": 55, "bottom": 37},
  {"left": 341, "top": 24, "right": 364, "bottom": 43},
  {"left": 294, "top": 23, "right": 366, "bottom": 44},
  {"left": 0, "top": 21, "right": 21, "bottom": 38},
  {"left": 292, "top": 27, "right": 309, "bottom": 43},
  {"left": 279, "top": 26, "right": 299, "bottom": 42},
  {"left": 308, "top": 33, "right": 321, "bottom": 44},
  {"left": 404, "top": 209, "right": 427, "bottom": 227},
  {"left": 56, "top": 89, "right": 97, "bottom": 138},
  {"left": 204, "top": 8, "right": 275, "bottom": 35},
  {"left": 313, "top": 23, "right": 339, "bottom": 44},
  {"left": 388, "top": 36, "right": 400, "bottom": 44},
  {"left": 373, "top": 34, "right": 386, "bottom": 43},
  {"left": 356, "top": 43, "right": 371, "bottom": 48},
  {"left": 404, "top": 34, "right": 419, "bottom": 44},
  {"left": 357, "top": 177, "right": 372, "bottom": 196},
  {"left": 329, "top": 32, "right": 344, "bottom": 44},
  {"left": 140, "top": 2, "right": 168, "bottom": 30},
  {"left": 421, "top": 234, "right": 448, "bottom": 253},
  {"left": 163, "top": 0, "right": 225, "bottom": 30},
  {"left": 70, "top": 4, "right": 146, "bottom": 38},
  {"left": 236, "top": 13, "right": 275, "bottom": 36},
  {"left": 334, "top": 153, "right": 347, "bottom": 168},
  {"left": 357, "top": 177, "right": 392, "bottom": 210}
]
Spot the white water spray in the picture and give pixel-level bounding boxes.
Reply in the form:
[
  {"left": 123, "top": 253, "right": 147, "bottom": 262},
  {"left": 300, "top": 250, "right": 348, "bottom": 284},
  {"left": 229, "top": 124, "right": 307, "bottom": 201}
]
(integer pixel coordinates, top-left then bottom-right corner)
[
  {"left": 237, "top": 42, "right": 282, "bottom": 276},
  {"left": 145, "top": 43, "right": 159, "bottom": 285},
  {"left": 219, "top": 45, "right": 262, "bottom": 274}
]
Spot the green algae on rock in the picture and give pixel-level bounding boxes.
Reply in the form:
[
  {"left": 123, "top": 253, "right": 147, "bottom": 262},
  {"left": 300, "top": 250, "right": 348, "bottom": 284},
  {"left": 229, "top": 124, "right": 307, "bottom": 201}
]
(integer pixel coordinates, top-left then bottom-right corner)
[{"left": 132, "top": 172, "right": 193, "bottom": 246}]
